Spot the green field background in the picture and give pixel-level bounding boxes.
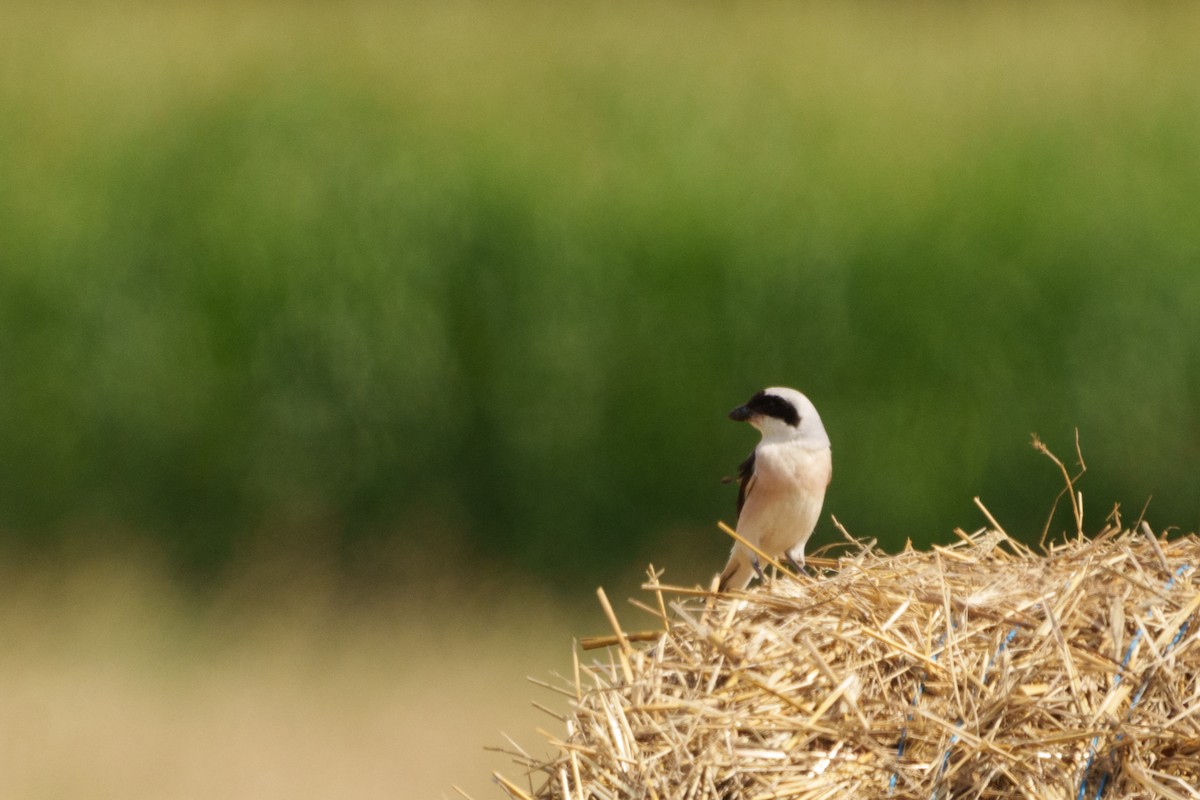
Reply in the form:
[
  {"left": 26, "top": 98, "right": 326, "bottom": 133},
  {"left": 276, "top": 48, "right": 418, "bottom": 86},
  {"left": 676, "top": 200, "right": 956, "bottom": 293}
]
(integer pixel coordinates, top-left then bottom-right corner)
[
  {"left": 3, "top": 2, "right": 1200, "bottom": 796},
  {"left": 4, "top": 3, "right": 1200, "bottom": 588}
]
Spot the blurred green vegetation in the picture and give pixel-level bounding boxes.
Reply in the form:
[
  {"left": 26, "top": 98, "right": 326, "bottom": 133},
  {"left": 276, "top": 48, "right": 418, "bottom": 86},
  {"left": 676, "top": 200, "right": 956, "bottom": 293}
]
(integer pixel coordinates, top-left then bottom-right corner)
[{"left": 2, "top": 2, "right": 1199, "bottom": 586}]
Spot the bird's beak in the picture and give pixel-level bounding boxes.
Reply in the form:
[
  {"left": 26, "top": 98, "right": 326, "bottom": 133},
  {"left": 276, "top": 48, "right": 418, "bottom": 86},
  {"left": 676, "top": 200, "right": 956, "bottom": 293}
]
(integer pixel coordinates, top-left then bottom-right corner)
[{"left": 728, "top": 404, "right": 752, "bottom": 422}]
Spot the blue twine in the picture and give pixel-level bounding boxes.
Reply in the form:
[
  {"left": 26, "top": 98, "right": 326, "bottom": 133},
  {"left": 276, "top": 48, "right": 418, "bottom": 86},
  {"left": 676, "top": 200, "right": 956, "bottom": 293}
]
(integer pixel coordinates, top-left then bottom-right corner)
[
  {"left": 889, "top": 560, "right": 1192, "bottom": 800},
  {"left": 928, "top": 627, "right": 1016, "bottom": 800},
  {"left": 936, "top": 722, "right": 962, "bottom": 777},
  {"left": 888, "top": 680, "right": 923, "bottom": 794},
  {"left": 1075, "top": 623, "right": 1146, "bottom": 800},
  {"left": 1076, "top": 564, "right": 1193, "bottom": 799},
  {"left": 984, "top": 627, "right": 1019, "bottom": 679},
  {"left": 888, "top": 633, "right": 940, "bottom": 796},
  {"left": 890, "top": 623, "right": 1019, "bottom": 797}
]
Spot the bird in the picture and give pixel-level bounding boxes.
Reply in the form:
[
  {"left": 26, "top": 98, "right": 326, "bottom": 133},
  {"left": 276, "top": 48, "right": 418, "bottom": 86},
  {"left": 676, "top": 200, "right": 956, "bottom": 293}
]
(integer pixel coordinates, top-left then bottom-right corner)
[{"left": 719, "top": 387, "right": 832, "bottom": 591}]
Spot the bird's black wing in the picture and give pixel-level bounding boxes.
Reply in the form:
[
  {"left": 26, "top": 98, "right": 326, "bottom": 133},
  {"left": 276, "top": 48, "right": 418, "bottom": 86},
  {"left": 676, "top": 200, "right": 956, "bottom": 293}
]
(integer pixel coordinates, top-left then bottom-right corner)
[{"left": 735, "top": 450, "right": 756, "bottom": 517}]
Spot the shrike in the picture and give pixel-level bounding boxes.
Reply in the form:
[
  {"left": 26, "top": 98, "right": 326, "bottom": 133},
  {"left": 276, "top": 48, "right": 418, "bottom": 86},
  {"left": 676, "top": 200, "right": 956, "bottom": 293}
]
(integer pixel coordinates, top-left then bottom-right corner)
[{"left": 719, "top": 387, "right": 832, "bottom": 591}]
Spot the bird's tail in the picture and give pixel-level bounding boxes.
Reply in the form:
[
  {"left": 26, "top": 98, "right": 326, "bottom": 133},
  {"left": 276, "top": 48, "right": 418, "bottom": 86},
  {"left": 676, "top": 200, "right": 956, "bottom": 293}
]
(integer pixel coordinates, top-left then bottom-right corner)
[{"left": 718, "top": 547, "right": 755, "bottom": 592}]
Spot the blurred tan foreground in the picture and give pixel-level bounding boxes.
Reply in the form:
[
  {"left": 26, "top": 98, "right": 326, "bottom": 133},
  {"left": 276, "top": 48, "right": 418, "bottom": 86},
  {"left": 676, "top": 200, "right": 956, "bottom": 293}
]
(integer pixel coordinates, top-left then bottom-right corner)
[{"left": 0, "top": 551, "right": 580, "bottom": 799}]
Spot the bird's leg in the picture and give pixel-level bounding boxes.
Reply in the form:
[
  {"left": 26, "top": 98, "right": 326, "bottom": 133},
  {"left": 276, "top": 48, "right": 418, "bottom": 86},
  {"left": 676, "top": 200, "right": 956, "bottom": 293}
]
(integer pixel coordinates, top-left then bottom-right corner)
[
  {"left": 785, "top": 550, "right": 807, "bottom": 577},
  {"left": 751, "top": 555, "right": 765, "bottom": 581}
]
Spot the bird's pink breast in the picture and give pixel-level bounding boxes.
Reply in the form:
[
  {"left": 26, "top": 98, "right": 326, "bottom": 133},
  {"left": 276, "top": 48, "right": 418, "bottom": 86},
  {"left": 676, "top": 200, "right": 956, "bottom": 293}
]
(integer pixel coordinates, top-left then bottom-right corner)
[{"left": 736, "top": 444, "right": 830, "bottom": 556}]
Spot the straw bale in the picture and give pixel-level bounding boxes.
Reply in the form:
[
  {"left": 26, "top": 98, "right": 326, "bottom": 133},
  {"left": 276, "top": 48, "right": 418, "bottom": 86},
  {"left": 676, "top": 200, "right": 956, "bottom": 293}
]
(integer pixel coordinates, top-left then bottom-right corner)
[{"left": 498, "top": 527, "right": 1200, "bottom": 800}]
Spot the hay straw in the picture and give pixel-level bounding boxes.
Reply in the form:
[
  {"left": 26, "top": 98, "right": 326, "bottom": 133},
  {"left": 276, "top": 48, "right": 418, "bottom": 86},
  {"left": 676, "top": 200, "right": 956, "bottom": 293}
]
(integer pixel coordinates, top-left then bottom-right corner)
[{"left": 498, "top": 523, "right": 1200, "bottom": 799}]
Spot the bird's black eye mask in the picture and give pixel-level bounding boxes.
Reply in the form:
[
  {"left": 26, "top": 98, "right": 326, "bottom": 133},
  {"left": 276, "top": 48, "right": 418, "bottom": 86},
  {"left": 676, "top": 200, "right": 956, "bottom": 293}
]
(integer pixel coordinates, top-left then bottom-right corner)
[{"left": 746, "top": 391, "right": 801, "bottom": 427}]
